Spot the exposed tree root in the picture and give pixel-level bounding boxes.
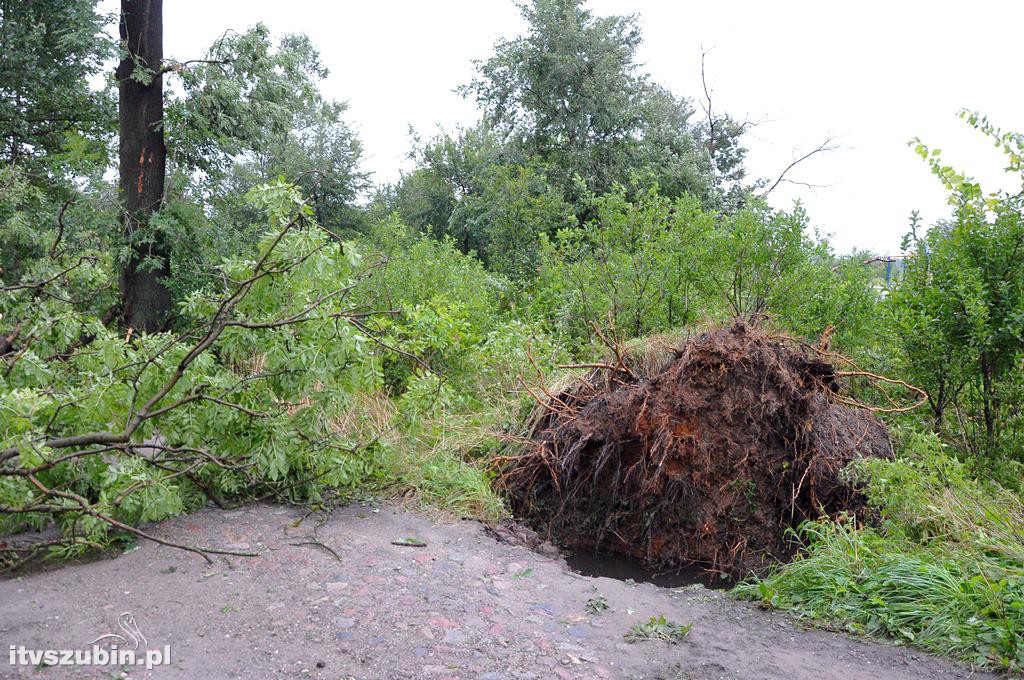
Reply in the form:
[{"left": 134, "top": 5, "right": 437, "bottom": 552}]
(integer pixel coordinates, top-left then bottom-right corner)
[{"left": 498, "top": 321, "right": 914, "bottom": 577}]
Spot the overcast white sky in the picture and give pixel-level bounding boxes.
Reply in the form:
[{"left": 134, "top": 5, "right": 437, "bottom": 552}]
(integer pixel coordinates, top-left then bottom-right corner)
[{"left": 141, "top": 0, "right": 1022, "bottom": 253}]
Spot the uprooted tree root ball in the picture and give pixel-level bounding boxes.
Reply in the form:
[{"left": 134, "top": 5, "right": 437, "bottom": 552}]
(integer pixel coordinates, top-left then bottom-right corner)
[{"left": 498, "top": 322, "right": 896, "bottom": 577}]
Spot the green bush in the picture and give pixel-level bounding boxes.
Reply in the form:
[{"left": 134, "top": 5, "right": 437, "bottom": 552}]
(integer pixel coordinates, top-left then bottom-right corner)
[
  {"left": 354, "top": 217, "right": 507, "bottom": 392},
  {"left": 530, "top": 188, "right": 713, "bottom": 345},
  {"left": 887, "top": 112, "right": 1024, "bottom": 464},
  {"left": 530, "top": 187, "right": 880, "bottom": 356}
]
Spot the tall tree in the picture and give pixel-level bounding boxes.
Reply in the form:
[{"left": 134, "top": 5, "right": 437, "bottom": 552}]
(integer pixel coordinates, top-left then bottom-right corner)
[
  {"left": 166, "top": 25, "right": 369, "bottom": 233},
  {"left": 0, "top": 0, "right": 114, "bottom": 178},
  {"left": 463, "top": 0, "right": 745, "bottom": 206},
  {"left": 465, "top": 0, "right": 643, "bottom": 200},
  {"left": 116, "top": 0, "right": 170, "bottom": 333}
]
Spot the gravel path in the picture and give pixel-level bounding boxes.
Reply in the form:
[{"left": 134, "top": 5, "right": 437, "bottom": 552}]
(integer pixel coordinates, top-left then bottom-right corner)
[{"left": 0, "top": 503, "right": 994, "bottom": 679}]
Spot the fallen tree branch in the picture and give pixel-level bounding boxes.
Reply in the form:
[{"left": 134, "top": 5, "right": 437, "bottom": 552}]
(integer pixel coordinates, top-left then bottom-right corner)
[
  {"left": 0, "top": 189, "right": 413, "bottom": 567},
  {"left": 288, "top": 539, "right": 342, "bottom": 562}
]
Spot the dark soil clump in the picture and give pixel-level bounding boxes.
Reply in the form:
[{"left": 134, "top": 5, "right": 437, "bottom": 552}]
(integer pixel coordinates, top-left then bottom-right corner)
[{"left": 499, "top": 322, "right": 893, "bottom": 576}]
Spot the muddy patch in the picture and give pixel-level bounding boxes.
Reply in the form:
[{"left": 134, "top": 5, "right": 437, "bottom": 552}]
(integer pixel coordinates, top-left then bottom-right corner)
[{"left": 565, "top": 549, "right": 732, "bottom": 589}]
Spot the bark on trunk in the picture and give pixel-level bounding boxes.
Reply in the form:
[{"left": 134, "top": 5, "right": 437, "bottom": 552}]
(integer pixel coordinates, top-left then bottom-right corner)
[{"left": 116, "top": 0, "right": 170, "bottom": 333}]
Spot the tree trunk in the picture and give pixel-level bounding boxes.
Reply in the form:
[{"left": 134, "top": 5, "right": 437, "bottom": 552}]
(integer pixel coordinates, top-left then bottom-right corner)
[{"left": 116, "top": 0, "right": 170, "bottom": 333}]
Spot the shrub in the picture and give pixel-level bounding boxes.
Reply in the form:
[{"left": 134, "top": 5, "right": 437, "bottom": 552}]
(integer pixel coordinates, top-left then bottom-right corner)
[
  {"left": 887, "top": 112, "right": 1024, "bottom": 463},
  {"left": 530, "top": 188, "right": 713, "bottom": 345}
]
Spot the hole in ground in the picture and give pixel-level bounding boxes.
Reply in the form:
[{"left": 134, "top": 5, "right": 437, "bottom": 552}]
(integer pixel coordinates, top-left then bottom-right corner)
[{"left": 564, "top": 549, "right": 733, "bottom": 590}]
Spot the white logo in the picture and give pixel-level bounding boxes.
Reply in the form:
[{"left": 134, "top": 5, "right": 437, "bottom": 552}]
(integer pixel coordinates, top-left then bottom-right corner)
[{"left": 89, "top": 612, "right": 148, "bottom": 650}]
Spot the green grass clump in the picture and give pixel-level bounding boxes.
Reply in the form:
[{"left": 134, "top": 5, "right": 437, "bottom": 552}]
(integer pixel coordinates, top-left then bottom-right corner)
[
  {"left": 734, "top": 433, "right": 1024, "bottom": 672},
  {"left": 624, "top": 615, "right": 692, "bottom": 643},
  {"left": 586, "top": 595, "right": 610, "bottom": 614}
]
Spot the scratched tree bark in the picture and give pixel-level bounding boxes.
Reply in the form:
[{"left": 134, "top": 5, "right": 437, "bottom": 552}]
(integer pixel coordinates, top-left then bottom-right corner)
[{"left": 116, "top": 0, "right": 170, "bottom": 333}]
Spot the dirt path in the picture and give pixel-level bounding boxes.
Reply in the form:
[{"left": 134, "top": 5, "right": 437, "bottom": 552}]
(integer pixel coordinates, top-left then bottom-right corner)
[{"left": 0, "top": 503, "right": 993, "bottom": 679}]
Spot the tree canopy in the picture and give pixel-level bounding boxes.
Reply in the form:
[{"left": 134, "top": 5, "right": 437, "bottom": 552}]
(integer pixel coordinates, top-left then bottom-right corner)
[{"left": 0, "top": 0, "right": 115, "bottom": 180}]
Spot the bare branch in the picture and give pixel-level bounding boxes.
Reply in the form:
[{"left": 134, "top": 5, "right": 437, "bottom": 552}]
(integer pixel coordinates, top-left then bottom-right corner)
[
  {"left": 700, "top": 47, "right": 716, "bottom": 160},
  {"left": 763, "top": 138, "right": 839, "bottom": 196},
  {"left": 49, "top": 199, "right": 75, "bottom": 258}
]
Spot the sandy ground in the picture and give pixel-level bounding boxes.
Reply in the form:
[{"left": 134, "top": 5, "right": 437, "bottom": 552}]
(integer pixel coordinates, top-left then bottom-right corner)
[{"left": 0, "top": 502, "right": 996, "bottom": 679}]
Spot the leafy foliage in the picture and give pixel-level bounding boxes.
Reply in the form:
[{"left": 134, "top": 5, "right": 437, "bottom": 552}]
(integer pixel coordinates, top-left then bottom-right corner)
[
  {"left": 464, "top": 0, "right": 742, "bottom": 205},
  {"left": 585, "top": 595, "right": 609, "bottom": 614},
  {"left": 0, "top": 0, "right": 115, "bottom": 176},
  {"left": 383, "top": 0, "right": 749, "bottom": 268},
  {"left": 531, "top": 188, "right": 710, "bottom": 343},
  {"left": 1, "top": 182, "right": 389, "bottom": 559},
  {"left": 457, "top": 164, "right": 577, "bottom": 281},
  {"left": 374, "top": 123, "right": 506, "bottom": 247},
  {"left": 161, "top": 24, "right": 369, "bottom": 295},
  {"left": 530, "top": 187, "right": 877, "bottom": 353},
  {"left": 889, "top": 111, "right": 1024, "bottom": 463}
]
